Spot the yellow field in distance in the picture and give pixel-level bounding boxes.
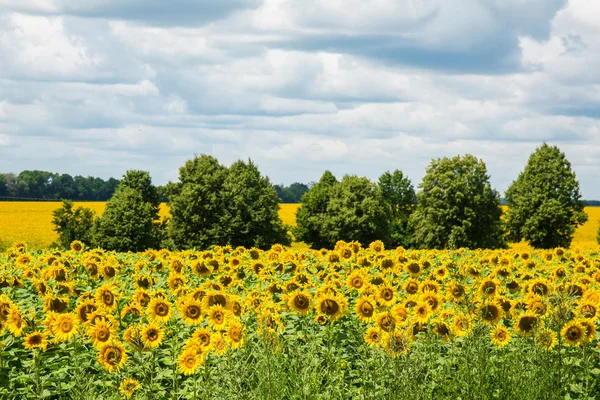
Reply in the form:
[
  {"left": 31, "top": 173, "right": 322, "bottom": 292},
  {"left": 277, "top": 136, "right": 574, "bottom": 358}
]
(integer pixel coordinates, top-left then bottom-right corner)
[{"left": 0, "top": 202, "right": 597, "bottom": 250}]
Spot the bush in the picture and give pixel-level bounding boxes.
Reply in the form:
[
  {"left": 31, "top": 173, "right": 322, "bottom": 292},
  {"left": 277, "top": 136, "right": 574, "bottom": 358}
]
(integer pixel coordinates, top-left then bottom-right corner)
[
  {"left": 295, "top": 172, "right": 392, "bottom": 249},
  {"left": 51, "top": 200, "right": 95, "bottom": 249},
  {"left": 505, "top": 143, "right": 587, "bottom": 249},
  {"left": 167, "top": 155, "right": 290, "bottom": 250},
  {"left": 409, "top": 154, "right": 506, "bottom": 249},
  {"left": 93, "top": 171, "right": 162, "bottom": 252}
]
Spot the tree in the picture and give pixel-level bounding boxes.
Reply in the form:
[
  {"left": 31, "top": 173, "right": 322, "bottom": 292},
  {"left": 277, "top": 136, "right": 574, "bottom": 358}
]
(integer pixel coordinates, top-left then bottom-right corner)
[
  {"left": 93, "top": 170, "right": 162, "bottom": 252},
  {"left": 0, "top": 174, "right": 7, "bottom": 197},
  {"left": 167, "top": 155, "right": 228, "bottom": 249},
  {"left": 167, "top": 155, "right": 290, "bottom": 249},
  {"left": 295, "top": 172, "right": 392, "bottom": 249},
  {"left": 219, "top": 160, "right": 291, "bottom": 248},
  {"left": 294, "top": 171, "right": 338, "bottom": 249},
  {"left": 51, "top": 200, "right": 96, "bottom": 249},
  {"left": 505, "top": 143, "right": 587, "bottom": 248},
  {"left": 410, "top": 154, "right": 506, "bottom": 250},
  {"left": 378, "top": 170, "right": 417, "bottom": 248}
]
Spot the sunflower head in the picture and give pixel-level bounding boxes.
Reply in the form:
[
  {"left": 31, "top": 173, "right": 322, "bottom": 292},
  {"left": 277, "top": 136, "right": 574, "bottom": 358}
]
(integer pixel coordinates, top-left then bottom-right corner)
[{"left": 97, "top": 341, "right": 128, "bottom": 373}]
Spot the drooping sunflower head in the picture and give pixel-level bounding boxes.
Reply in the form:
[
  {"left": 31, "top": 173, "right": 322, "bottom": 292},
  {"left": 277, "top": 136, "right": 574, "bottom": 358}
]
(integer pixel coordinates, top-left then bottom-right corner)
[
  {"left": 514, "top": 313, "right": 539, "bottom": 337},
  {"left": 44, "top": 295, "right": 69, "bottom": 314}
]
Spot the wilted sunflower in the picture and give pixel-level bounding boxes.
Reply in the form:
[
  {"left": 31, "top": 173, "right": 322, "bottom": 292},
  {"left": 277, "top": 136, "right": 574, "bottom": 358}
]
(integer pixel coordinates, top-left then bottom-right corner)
[
  {"left": 23, "top": 331, "right": 48, "bottom": 351},
  {"left": 288, "top": 291, "right": 312, "bottom": 315},
  {"left": 52, "top": 313, "right": 79, "bottom": 342},
  {"left": 97, "top": 341, "right": 127, "bottom": 373},
  {"left": 178, "top": 348, "right": 201, "bottom": 375},
  {"left": 119, "top": 378, "right": 141, "bottom": 399},
  {"left": 490, "top": 325, "right": 511, "bottom": 347},
  {"left": 147, "top": 298, "right": 173, "bottom": 323},
  {"left": 355, "top": 297, "right": 377, "bottom": 323},
  {"left": 207, "top": 305, "right": 229, "bottom": 331}
]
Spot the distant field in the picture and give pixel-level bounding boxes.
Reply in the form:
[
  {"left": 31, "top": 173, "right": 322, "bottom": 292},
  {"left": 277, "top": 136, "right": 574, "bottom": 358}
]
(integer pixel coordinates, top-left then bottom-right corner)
[
  {"left": 0, "top": 202, "right": 300, "bottom": 250},
  {"left": 0, "top": 202, "right": 597, "bottom": 250}
]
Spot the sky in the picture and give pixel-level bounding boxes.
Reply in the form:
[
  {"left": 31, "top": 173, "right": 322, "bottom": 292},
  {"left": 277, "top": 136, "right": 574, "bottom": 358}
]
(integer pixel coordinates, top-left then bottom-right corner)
[{"left": 1, "top": 0, "right": 599, "bottom": 197}]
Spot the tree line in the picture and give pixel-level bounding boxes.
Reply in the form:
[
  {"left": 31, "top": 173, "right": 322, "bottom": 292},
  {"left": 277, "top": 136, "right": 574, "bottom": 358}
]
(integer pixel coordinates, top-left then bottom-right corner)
[
  {"left": 0, "top": 171, "right": 120, "bottom": 201},
  {"left": 51, "top": 143, "right": 597, "bottom": 253}
]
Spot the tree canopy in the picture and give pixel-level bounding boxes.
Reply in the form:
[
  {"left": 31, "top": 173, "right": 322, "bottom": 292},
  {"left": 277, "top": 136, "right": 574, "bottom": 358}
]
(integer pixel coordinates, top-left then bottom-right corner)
[
  {"left": 505, "top": 143, "right": 587, "bottom": 249},
  {"left": 378, "top": 170, "right": 416, "bottom": 248},
  {"left": 410, "top": 154, "right": 506, "bottom": 250}
]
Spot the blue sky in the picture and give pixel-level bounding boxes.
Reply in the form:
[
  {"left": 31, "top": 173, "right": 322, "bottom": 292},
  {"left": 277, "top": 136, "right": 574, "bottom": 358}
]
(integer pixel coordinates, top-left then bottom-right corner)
[{"left": 1, "top": 0, "right": 599, "bottom": 197}]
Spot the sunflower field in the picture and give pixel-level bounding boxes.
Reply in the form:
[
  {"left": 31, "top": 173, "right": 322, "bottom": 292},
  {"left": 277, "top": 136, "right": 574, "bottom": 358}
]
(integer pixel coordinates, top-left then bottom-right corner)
[{"left": 2, "top": 240, "right": 600, "bottom": 399}]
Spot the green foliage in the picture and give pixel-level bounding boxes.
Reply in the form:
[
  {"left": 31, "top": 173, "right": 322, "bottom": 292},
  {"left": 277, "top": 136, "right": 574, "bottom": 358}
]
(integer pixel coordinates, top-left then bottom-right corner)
[
  {"left": 410, "top": 154, "right": 506, "bottom": 249},
  {"left": 274, "top": 182, "right": 309, "bottom": 203},
  {"left": 167, "top": 155, "right": 290, "bottom": 250},
  {"left": 505, "top": 143, "right": 587, "bottom": 249},
  {"left": 51, "top": 200, "right": 95, "bottom": 249},
  {"left": 0, "top": 173, "right": 7, "bottom": 197},
  {"left": 295, "top": 172, "right": 392, "bottom": 249},
  {"left": 93, "top": 170, "right": 161, "bottom": 252},
  {"left": 378, "top": 170, "right": 417, "bottom": 248},
  {"left": 219, "top": 159, "right": 291, "bottom": 248}
]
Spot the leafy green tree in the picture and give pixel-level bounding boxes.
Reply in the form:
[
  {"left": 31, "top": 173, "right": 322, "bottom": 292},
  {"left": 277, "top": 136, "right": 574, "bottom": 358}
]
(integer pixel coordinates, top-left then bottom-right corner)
[
  {"left": 167, "top": 155, "right": 289, "bottom": 249},
  {"left": 167, "top": 155, "right": 228, "bottom": 249},
  {"left": 410, "top": 154, "right": 506, "bottom": 249},
  {"left": 0, "top": 173, "right": 7, "bottom": 197},
  {"left": 219, "top": 160, "right": 291, "bottom": 248},
  {"left": 295, "top": 173, "right": 392, "bottom": 249},
  {"left": 378, "top": 170, "right": 417, "bottom": 248},
  {"left": 51, "top": 200, "right": 96, "bottom": 249},
  {"left": 93, "top": 170, "right": 161, "bottom": 252},
  {"left": 294, "top": 171, "right": 338, "bottom": 249},
  {"left": 505, "top": 143, "right": 587, "bottom": 248}
]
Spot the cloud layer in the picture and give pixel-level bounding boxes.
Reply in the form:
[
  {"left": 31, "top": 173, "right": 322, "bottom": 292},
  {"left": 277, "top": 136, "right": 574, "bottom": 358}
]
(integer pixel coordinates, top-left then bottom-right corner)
[{"left": 1, "top": 0, "right": 599, "bottom": 197}]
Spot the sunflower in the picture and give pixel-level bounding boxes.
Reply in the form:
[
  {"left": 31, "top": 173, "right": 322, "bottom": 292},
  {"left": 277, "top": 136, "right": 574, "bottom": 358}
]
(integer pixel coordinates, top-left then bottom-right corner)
[
  {"left": 377, "top": 285, "right": 396, "bottom": 307},
  {"left": 23, "top": 331, "right": 48, "bottom": 351},
  {"left": 369, "top": 240, "right": 384, "bottom": 252},
  {"left": 420, "top": 292, "right": 440, "bottom": 312},
  {"left": 355, "top": 297, "right": 377, "bottom": 323},
  {"left": 70, "top": 240, "right": 84, "bottom": 253},
  {"left": 413, "top": 302, "right": 431, "bottom": 325},
  {"left": 43, "top": 295, "right": 69, "bottom": 314},
  {"left": 578, "top": 318, "right": 597, "bottom": 343},
  {"left": 147, "top": 298, "right": 173, "bottom": 323},
  {"left": 391, "top": 304, "right": 409, "bottom": 324},
  {"left": 453, "top": 313, "right": 472, "bottom": 337},
  {"left": 579, "top": 302, "right": 599, "bottom": 320},
  {"left": 178, "top": 297, "right": 204, "bottom": 326},
  {"left": 382, "top": 330, "right": 410, "bottom": 357},
  {"left": 207, "top": 305, "right": 229, "bottom": 331},
  {"left": 89, "top": 319, "right": 117, "bottom": 348},
  {"left": 123, "top": 325, "right": 144, "bottom": 351},
  {"left": 529, "top": 279, "right": 551, "bottom": 297},
  {"left": 211, "top": 333, "right": 229, "bottom": 356},
  {"left": 561, "top": 320, "right": 585, "bottom": 346},
  {"left": 6, "top": 307, "right": 27, "bottom": 337},
  {"left": 403, "top": 279, "right": 420, "bottom": 296},
  {"left": 134, "top": 290, "right": 152, "bottom": 308},
  {"left": 479, "top": 278, "right": 499, "bottom": 298},
  {"left": 316, "top": 293, "right": 347, "bottom": 321},
  {"left": 514, "top": 313, "right": 539, "bottom": 337},
  {"left": 121, "top": 304, "right": 142, "bottom": 319},
  {"left": 478, "top": 303, "right": 502, "bottom": 325},
  {"left": 364, "top": 327, "right": 383, "bottom": 347},
  {"left": 346, "top": 270, "right": 366, "bottom": 290},
  {"left": 203, "top": 291, "right": 228, "bottom": 309},
  {"left": 141, "top": 324, "right": 164, "bottom": 349},
  {"left": 490, "top": 325, "right": 511, "bottom": 347},
  {"left": 168, "top": 273, "right": 187, "bottom": 297},
  {"left": 287, "top": 290, "right": 312, "bottom": 315},
  {"left": 95, "top": 284, "right": 119, "bottom": 311},
  {"left": 178, "top": 348, "right": 201, "bottom": 375},
  {"left": 97, "top": 341, "right": 128, "bottom": 373},
  {"left": 526, "top": 295, "right": 548, "bottom": 317},
  {"left": 119, "top": 378, "right": 141, "bottom": 399},
  {"left": 405, "top": 262, "right": 421, "bottom": 277},
  {"left": 375, "top": 312, "right": 396, "bottom": 332},
  {"left": 190, "top": 328, "right": 213, "bottom": 350},
  {"left": 226, "top": 319, "right": 245, "bottom": 349},
  {"left": 52, "top": 313, "right": 79, "bottom": 342},
  {"left": 432, "top": 319, "right": 452, "bottom": 340}
]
